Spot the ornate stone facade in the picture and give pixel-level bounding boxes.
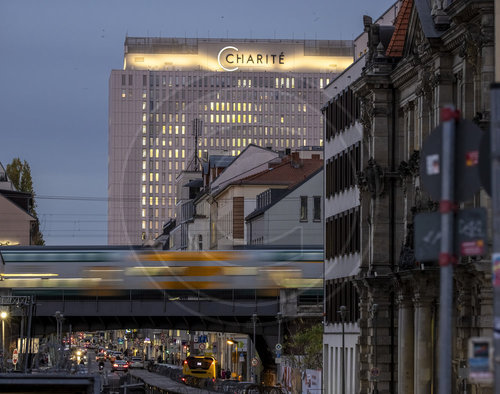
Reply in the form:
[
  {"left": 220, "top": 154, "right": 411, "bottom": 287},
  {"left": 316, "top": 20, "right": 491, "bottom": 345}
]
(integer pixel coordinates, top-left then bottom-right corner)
[{"left": 347, "top": 1, "right": 494, "bottom": 393}]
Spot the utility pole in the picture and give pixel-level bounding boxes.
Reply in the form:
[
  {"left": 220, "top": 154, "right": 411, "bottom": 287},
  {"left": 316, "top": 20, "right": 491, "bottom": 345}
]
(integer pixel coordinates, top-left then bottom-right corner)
[
  {"left": 490, "top": 84, "right": 500, "bottom": 393},
  {"left": 437, "top": 106, "right": 458, "bottom": 394},
  {"left": 252, "top": 313, "right": 257, "bottom": 383}
]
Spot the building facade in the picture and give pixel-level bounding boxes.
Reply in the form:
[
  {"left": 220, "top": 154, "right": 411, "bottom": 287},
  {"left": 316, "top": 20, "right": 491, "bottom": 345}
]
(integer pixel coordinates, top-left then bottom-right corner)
[
  {"left": 0, "top": 162, "right": 36, "bottom": 246},
  {"left": 323, "top": 0, "right": 495, "bottom": 393},
  {"left": 108, "top": 37, "right": 353, "bottom": 245}
]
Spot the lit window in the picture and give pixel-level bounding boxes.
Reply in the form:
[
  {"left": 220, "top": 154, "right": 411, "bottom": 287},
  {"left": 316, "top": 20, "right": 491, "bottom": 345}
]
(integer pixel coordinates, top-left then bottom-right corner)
[
  {"left": 142, "top": 197, "right": 146, "bottom": 205},
  {"left": 142, "top": 221, "right": 146, "bottom": 229},
  {"left": 155, "top": 173, "right": 159, "bottom": 182},
  {"left": 142, "top": 173, "right": 146, "bottom": 181},
  {"left": 149, "top": 197, "right": 153, "bottom": 206},
  {"left": 142, "top": 160, "right": 146, "bottom": 170},
  {"left": 121, "top": 90, "right": 126, "bottom": 98},
  {"left": 142, "top": 113, "right": 147, "bottom": 122},
  {"left": 142, "top": 185, "right": 146, "bottom": 193}
]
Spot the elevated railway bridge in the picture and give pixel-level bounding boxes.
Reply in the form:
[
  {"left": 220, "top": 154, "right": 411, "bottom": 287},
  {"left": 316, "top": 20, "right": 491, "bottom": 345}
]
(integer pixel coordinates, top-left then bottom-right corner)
[{"left": 0, "top": 246, "right": 323, "bottom": 368}]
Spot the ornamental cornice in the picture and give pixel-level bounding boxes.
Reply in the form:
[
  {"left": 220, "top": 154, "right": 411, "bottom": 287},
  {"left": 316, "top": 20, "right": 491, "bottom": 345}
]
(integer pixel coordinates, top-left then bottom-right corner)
[
  {"left": 390, "top": 59, "right": 420, "bottom": 90},
  {"left": 447, "top": 0, "right": 493, "bottom": 25}
]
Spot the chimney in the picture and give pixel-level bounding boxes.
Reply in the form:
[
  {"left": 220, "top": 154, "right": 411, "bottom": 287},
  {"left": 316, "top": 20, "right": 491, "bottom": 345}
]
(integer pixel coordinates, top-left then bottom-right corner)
[{"left": 291, "top": 152, "right": 302, "bottom": 168}]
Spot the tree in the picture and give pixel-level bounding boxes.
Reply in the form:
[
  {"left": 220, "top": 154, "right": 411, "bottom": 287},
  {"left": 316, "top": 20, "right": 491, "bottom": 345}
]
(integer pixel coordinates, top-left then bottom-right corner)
[
  {"left": 283, "top": 320, "right": 323, "bottom": 371},
  {"left": 6, "top": 158, "right": 45, "bottom": 245}
]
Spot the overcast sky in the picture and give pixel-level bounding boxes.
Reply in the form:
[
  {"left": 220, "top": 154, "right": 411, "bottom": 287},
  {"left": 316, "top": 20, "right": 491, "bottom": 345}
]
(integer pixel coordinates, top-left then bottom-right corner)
[{"left": 0, "top": 0, "right": 396, "bottom": 245}]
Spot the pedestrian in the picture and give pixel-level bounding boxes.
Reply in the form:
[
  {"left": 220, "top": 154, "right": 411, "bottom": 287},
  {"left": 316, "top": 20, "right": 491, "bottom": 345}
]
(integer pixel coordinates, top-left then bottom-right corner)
[{"left": 226, "top": 369, "right": 231, "bottom": 379}]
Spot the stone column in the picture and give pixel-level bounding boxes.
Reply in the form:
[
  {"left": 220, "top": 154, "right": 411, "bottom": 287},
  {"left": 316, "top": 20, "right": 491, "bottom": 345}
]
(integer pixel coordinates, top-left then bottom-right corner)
[
  {"left": 413, "top": 275, "right": 437, "bottom": 394},
  {"left": 355, "top": 282, "right": 371, "bottom": 394},
  {"left": 397, "top": 282, "right": 414, "bottom": 394},
  {"left": 361, "top": 278, "right": 394, "bottom": 394}
]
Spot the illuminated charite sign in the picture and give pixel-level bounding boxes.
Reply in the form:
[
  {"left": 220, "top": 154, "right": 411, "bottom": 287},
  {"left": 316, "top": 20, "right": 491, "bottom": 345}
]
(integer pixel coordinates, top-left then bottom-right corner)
[
  {"left": 123, "top": 38, "right": 354, "bottom": 72},
  {"left": 217, "top": 46, "right": 285, "bottom": 72}
]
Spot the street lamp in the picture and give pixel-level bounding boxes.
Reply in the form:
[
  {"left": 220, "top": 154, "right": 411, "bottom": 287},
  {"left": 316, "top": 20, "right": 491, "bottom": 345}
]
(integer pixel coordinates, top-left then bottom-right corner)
[
  {"left": 338, "top": 306, "right": 347, "bottom": 394},
  {"left": 276, "top": 312, "right": 282, "bottom": 383},
  {"left": 1, "top": 310, "right": 7, "bottom": 369},
  {"left": 54, "top": 311, "right": 64, "bottom": 368},
  {"left": 251, "top": 313, "right": 257, "bottom": 383}
]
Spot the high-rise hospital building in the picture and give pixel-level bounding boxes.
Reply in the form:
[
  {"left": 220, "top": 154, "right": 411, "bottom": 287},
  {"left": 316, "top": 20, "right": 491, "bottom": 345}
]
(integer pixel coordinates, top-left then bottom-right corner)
[{"left": 108, "top": 37, "right": 353, "bottom": 245}]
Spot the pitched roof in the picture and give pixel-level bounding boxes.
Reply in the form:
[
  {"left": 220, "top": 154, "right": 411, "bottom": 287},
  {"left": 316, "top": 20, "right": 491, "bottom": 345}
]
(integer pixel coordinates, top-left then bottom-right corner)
[
  {"left": 209, "top": 155, "right": 236, "bottom": 168},
  {"left": 245, "top": 167, "right": 323, "bottom": 221},
  {"left": 235, "top": 155, "right": 322, "bottom": 187},
  {"left": 386, "top": 0, "right": 413, "bottom": 57}
]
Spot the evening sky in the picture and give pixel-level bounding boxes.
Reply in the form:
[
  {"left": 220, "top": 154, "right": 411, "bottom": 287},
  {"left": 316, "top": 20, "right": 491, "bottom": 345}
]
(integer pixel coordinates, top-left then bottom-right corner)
[{"left": 0, "top": 0, "right": 396, "bottom": 245}]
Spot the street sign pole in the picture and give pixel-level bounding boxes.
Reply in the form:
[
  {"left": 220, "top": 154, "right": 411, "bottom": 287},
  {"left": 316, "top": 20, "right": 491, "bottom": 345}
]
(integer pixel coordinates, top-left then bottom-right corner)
[
  {"left": 490, "top": 83, "right": 500, "bottom": 392},
  {"left": 438, "top": 106, "right": 458, "bottom": 394}
]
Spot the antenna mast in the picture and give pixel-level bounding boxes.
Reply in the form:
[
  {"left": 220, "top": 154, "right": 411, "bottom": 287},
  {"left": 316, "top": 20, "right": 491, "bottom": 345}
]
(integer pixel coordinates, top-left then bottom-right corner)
[{"left": 192, "top": 118, "right": 202, "bottom": 171}]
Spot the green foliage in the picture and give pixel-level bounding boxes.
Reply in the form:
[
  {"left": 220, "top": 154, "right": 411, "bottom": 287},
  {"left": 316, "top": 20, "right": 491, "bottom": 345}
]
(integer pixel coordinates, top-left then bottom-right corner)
[
  {"left": 6, "top": 157, "right": 23, "bottom": 190},
  {"left": 283, "top": 321, "right": 323, "bottom": 371},
  {"left": 6, "top": 157, "right": 45, "bottom": 245}
]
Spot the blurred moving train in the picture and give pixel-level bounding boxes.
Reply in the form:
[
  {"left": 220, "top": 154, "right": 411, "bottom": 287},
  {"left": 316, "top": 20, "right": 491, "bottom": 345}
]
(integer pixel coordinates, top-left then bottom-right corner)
[{"left": 0, "top": 247, "right": 323, "bottom": 290}]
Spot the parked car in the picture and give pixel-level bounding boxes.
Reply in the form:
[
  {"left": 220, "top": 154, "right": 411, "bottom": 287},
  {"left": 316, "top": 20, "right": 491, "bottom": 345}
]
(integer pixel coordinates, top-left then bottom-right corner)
[
  {"left": 111, "top": 360, "right": 129, "bottom": 372},
  {"left": 128, "top": 356, "right": 144, "bottom": 369}
]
